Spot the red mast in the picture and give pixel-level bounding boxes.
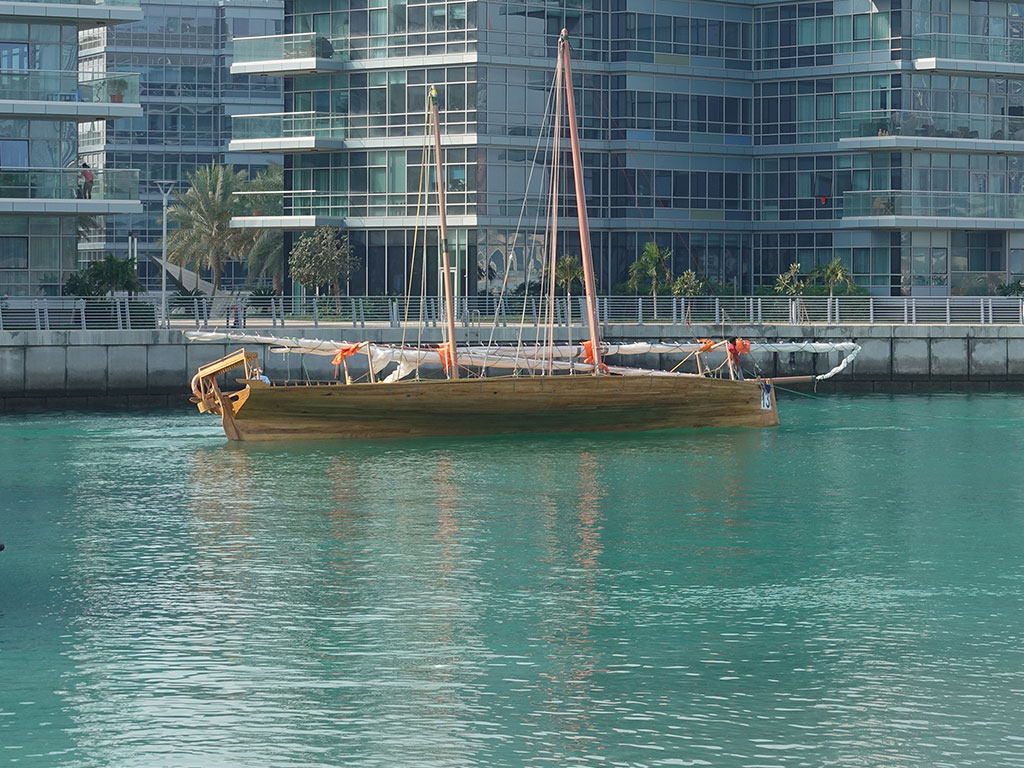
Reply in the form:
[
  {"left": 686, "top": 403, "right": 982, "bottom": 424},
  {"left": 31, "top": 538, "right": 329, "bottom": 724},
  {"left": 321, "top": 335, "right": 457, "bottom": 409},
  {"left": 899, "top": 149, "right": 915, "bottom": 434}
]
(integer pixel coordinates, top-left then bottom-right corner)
[
  {"left": 559, "top": 30, "right": 603, "bottom": 373},
  {"left": 429, "top": 85, "right": 460, "bottom": 378}
]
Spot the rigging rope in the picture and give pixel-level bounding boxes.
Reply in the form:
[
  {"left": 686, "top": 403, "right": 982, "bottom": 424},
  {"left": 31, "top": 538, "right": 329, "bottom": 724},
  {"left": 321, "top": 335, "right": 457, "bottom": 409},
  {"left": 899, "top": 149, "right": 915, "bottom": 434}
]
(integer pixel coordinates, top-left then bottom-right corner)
[{"left": 400, "top": 95, "right": 432, "bottom": 371}]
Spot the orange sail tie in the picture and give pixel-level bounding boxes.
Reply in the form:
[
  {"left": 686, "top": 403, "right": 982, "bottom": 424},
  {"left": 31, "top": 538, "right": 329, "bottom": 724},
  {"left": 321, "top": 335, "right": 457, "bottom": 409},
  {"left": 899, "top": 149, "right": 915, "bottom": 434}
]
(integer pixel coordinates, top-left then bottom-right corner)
[
  {"left": 435, "top": 342, "right": 454, "bottom": 376},
  {"left": 332, "top": 343, "right": 363, "bottom": 378},
  {"left": 696, "top": 338, "right": 716, "bottom": 354},
  {"left": 580, "top": 340, "right": 609, "bottom": 372}
]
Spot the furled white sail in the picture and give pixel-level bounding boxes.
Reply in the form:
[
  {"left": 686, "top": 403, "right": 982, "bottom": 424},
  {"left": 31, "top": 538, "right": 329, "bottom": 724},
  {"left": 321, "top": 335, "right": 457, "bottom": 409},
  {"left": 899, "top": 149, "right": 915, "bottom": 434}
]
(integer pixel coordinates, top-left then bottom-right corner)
[{"left": 185, "top": 331, "right": 860, "bottom": 382}]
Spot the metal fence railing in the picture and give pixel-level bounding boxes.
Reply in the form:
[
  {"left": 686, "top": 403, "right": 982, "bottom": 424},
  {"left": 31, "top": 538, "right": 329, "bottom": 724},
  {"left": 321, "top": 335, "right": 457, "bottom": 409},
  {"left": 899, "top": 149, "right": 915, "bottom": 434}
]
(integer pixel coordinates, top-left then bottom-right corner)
[{"left": 3, "top": 294, "right": 1024, "bottom": 332}]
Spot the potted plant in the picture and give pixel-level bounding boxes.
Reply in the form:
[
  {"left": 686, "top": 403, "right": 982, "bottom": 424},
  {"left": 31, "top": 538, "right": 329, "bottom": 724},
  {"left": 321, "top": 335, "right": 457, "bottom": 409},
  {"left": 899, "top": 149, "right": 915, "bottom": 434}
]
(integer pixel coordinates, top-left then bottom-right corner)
[{"left": 106, "top": 76, "right": 128, "bottom": 103}]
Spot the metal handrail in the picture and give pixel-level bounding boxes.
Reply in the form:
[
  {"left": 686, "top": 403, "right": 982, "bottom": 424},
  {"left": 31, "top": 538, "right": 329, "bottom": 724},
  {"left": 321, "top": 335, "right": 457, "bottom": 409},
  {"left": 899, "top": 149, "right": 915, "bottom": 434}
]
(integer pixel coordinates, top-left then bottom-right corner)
[{"left": 3, "top": 294, "right": 1024, "bottom": 331}]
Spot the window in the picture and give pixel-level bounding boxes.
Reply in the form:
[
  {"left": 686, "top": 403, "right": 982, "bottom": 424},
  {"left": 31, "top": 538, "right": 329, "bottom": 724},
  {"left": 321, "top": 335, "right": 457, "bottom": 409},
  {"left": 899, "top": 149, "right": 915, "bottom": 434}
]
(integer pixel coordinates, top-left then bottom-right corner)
[
  {"left": 0, "top": 42, "right": 29, "bottom": 69},
  {"left": 0, "top": 236, "right": 28, "bottom": 269},
  {"left": 0, "top": 139, "right": 28, "bottom": 167}
]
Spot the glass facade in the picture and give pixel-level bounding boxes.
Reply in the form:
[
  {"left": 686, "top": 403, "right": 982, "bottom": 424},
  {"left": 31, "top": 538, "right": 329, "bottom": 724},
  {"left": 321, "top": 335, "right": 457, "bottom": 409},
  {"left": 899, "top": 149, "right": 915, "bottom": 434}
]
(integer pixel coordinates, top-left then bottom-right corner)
[
  {"left": 234, "top": 0, "right": 1024, "bottom": 297},
  {"left": 78, "top": 0, "right": 283, "bottom": 290},
  {"left": 0, "top": 5, "right": 140, "bottom": 296}
]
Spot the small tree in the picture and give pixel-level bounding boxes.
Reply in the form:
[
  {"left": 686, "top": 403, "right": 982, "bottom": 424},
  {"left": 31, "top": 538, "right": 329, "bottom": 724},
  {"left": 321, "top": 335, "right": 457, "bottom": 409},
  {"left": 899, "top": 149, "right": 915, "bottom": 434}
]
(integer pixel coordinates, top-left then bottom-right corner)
[
  {"left": 627, "top": 241, "right": 672, "bottom": 297},
  {"left": 63, "top": 254, "right": 144, "bottom": 296},
  {"left": 671, "top": 269, "right": 707, "bottom": 324},
  {"left": 814, "top": 257, "right": 854, "bottom": 298},
  {"left": 774, "top": 262, "right": 805, "bottom": 296},
  {"left": 288, "top": 226, "right": 359, "bottom": 299},
  {"left": 775, "top": 262, "right": 809, "bottom": 322},
  {"left": 671, "top": 269, "right": 705, "bottom": 297},
  {"left": 999, "top": 279, "right": 1024, "bottom": 296}
]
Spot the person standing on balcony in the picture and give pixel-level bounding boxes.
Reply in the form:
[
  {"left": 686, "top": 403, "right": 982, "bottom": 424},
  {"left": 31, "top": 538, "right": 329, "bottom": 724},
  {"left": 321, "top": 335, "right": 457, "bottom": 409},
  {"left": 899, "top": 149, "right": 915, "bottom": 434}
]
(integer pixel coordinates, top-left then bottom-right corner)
[{"left": 80, "top": 163, "right": 94, "bottom": 199}]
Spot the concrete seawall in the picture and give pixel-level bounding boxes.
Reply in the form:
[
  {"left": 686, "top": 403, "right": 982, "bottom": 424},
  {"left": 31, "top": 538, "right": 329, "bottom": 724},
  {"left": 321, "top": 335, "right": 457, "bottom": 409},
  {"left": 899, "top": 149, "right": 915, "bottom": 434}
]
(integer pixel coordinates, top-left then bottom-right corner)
[{"left": 3, "top": 323, "right": 1024, "bottom": 410}]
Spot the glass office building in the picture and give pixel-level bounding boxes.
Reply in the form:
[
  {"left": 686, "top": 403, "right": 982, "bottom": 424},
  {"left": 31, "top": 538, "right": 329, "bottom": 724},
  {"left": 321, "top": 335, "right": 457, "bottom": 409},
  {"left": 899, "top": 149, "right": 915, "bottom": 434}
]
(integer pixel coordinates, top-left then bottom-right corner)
[
  {"left": 231, "top": 0, "right": 1024, "bottom": 297},
  {"left": 0, "top": 0, "right": 142, "bottom": 296},
  {"left": 79, "top": 0, "right": 283, "bottom": 290}
]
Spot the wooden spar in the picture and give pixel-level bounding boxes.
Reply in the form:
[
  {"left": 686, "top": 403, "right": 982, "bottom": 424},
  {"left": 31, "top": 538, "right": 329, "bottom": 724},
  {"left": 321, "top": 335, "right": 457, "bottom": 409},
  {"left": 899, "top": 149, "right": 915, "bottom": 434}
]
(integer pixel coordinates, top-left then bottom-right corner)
[
  {"left": 364, "top": 341, "right": 376, "bottom": 383},
  {"left": 545, "top": 50, "right": 563, "bottom": 375},
  {"left": 559, "top": 30, "right": 603, "bottom": 374},
  {"left": 429, "top": 85, "right": 460, "bottom": 379}
]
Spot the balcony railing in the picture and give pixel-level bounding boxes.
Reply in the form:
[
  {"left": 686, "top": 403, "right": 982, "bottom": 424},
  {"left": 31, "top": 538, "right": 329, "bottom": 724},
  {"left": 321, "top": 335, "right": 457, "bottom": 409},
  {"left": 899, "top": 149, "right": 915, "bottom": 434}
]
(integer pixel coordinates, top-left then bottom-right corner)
[
  {"left": 233, "top": 33, "right": 347, "bottom": 64},
  {"left": 232, "top": 111, "right": 345, "bottom": 141},
  {"left": 5, "top": 295, "right": 1024, "bottom": 330},
  {"left": 844, "top": 191, "right": 1024, "bottom": 219},
  {"left": 0, "top": 0, "right": 140, "bottom": 6},
  {"left": 233, "top": 190, "right": 347, "bottom": 218},
  {"left": 911, "top": 33, "right": 1024, "bottom": 64},
  {"left": 0, "top": 70, "right": 139, "bottom": 105},
  {"left": 840, "top": 110, "right": 1024, "bottom": 142},
  {"left": 0, "top": 167, "right": 139, "bottom": 201}
]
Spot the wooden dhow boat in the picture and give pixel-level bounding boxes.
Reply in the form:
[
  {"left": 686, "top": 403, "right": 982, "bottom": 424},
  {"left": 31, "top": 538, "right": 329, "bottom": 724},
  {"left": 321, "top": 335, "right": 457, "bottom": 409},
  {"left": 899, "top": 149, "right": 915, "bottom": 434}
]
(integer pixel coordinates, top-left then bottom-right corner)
[{"left": 187, "top": 32, "right": 859, "bottom": 442}]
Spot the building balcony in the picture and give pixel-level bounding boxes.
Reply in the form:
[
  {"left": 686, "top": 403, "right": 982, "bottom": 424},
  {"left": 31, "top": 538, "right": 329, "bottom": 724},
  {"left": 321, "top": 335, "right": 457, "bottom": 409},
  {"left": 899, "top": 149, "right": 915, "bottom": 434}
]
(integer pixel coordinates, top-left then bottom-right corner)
[
  {"left": 230, "top": 33, "right": 348, "bottom": 76},
  {"left": 0, "top": 70, "right": 141, "bottom": 120},
  {"left": 842, "top": 191, "right": 1024, "bottom": 228},
  {"left": 229, "top": 112, "right": 346, "bottom": 153},
  {"left": 838, "top": 109, "right": 1024, "bottom": 150},
  {"left": 0, "top": 167, "right": 142, "bottom": 215},
  {"left": 0, "top": 0, "right": 142, "bottom": 26},
  {"left": 911, "top": 33, "right": 1024, "bottom": 75},
  {"left": 231, "top": 191, "right": 476, "bottom": 229}
]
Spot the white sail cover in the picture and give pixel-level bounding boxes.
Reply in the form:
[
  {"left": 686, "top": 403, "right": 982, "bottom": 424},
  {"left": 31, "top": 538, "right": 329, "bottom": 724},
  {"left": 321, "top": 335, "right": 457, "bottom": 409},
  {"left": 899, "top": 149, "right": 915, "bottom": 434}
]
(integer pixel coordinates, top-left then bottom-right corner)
[{"left": 185, "top": 331, "right": 860, "bottom": 382}]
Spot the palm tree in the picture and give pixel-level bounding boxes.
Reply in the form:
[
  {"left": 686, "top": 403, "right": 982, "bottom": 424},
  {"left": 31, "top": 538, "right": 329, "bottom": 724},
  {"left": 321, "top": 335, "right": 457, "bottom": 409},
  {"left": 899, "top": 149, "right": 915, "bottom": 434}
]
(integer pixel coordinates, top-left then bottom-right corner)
[
  {"left": 551, "top": 254, "right": 584, "bottom": 322},
  {"left": 240, "top": 165, "right": 285, "bottom": 293},
  {"left": 244, "top": 230, "right": 285, "bottom": 294},
  {"left": 627, "top": 241, "right": 671, "bottom": 298},
  {"left": 165, "top": 163, "right": 250, "bottom": 293},
  {"left": 815, "top": 257, "right": 854, "bottom": 298},
  {"left": 553, "top": 254, "right": 583, "bottom": 295}
]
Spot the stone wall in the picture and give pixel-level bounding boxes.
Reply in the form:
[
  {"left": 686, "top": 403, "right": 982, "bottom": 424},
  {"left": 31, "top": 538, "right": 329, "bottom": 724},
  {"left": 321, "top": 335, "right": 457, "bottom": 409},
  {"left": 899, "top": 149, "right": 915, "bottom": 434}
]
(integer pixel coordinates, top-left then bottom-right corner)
[{"left": 2, "top": 323, "right": 1023, "bottom": 410}]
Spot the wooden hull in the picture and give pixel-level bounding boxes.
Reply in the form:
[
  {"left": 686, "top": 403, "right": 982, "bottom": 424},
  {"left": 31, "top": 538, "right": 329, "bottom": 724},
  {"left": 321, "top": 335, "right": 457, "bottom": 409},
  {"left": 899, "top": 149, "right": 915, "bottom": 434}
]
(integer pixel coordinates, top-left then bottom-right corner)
[{"left": 214, "top": 375, "right": 779, "bottom": 441}]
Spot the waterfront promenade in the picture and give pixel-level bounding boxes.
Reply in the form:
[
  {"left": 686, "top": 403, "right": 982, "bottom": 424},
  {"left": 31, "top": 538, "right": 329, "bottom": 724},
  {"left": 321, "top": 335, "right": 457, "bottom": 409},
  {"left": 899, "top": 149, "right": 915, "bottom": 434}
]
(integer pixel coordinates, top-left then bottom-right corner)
[{"left": 3, "top": 317, "right": 1024, "bottom": 410}]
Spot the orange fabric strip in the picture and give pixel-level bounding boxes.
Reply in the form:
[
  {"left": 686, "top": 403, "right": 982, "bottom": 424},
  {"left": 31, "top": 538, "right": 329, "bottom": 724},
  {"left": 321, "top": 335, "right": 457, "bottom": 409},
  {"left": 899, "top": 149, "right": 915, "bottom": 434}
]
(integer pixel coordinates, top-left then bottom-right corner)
[
  {"left": 435, "top": 342, "right": 453, "bottom": 375},
  {"left": 331, "top": 343, "right": 362, "bottom": 366},
  {"left": 580, "top": 340, "right": 609, "bottom": 372}
]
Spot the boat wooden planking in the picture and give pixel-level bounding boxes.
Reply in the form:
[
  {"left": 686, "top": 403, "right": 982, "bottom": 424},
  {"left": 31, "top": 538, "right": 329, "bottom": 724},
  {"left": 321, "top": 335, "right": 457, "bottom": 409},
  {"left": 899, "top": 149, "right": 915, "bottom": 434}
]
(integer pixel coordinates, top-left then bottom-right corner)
[{"left": 193, "top": 369, "right": 777, "bottom": 441}]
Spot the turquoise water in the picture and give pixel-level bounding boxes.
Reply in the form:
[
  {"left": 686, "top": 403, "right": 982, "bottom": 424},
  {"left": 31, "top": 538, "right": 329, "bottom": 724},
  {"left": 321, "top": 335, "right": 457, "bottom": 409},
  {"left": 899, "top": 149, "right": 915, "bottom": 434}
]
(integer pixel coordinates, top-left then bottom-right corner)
[{"left": 1, "top": 394, "right": 1023, "bottom": 768}]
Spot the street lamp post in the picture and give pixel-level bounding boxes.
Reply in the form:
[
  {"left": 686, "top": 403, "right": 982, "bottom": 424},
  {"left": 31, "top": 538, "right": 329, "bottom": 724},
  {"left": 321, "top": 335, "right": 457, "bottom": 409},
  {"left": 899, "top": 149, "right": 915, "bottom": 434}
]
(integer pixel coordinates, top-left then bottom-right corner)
[{"left": 155, "top": 181, "right": 174, "bottom": 328}]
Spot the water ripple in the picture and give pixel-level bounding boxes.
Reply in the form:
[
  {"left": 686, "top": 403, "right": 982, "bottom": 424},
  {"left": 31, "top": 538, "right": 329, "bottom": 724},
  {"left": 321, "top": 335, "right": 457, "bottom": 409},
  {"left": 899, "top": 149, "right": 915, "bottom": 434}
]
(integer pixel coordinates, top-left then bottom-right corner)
[{"left": 1, "top": 399, "right": 1023, "bottom": 767}]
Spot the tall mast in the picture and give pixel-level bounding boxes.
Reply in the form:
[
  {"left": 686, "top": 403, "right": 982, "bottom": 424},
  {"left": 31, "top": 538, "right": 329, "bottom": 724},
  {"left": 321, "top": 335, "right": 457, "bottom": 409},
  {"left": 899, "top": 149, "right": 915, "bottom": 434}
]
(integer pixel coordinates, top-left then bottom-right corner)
[
  {"left": 559, "top": 30, "right": 603, "bottom": 373},
  {"left": 429, "top": 85, "right": 460, "bottom": 379},
  {"left": 545, "top": 51, "right": 563, "bottom": 374}
]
